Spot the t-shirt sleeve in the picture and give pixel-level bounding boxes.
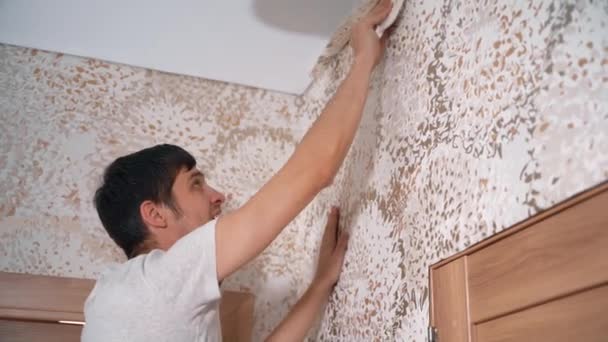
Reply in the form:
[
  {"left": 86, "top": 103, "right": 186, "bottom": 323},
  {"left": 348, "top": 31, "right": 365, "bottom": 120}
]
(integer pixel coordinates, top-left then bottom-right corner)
[{"left": 142, "top": 219, "right": 221, "bottom": 309}]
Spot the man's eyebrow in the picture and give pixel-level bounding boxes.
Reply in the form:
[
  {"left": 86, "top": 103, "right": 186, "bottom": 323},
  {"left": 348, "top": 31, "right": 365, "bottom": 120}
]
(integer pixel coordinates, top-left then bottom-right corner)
[{"left": 189, "top": 170, "right": 204, "bottom": 180}]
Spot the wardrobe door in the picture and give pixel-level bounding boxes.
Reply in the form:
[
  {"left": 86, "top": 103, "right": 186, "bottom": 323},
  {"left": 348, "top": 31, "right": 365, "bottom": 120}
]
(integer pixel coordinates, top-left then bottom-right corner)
[{"left": 430, "top": 183, "right": 608, "bottom": 342}]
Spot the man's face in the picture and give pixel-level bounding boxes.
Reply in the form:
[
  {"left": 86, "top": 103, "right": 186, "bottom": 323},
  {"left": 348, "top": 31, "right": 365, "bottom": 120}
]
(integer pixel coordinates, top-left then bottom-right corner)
[{"left": 169, "top": 167, "right": 225, "bottom": 235}]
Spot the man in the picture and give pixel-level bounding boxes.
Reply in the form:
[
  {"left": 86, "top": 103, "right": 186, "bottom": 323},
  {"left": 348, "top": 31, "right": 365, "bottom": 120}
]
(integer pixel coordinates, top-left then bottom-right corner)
[{"left": 82, "top": 1, "right": 393, "bottom": 340}]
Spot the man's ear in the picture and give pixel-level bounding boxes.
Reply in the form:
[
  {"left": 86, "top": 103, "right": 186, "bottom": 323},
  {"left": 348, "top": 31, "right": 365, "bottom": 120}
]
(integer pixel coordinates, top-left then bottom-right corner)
[{"left": 140, "top": 200, "right": 168, "bottom": 230}]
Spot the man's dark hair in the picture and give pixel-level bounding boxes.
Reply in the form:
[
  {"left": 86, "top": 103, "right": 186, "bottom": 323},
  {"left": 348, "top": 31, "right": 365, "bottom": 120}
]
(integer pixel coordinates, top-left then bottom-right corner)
[{"left": 94, "top": 144, "right": 196, "bottom": 258}]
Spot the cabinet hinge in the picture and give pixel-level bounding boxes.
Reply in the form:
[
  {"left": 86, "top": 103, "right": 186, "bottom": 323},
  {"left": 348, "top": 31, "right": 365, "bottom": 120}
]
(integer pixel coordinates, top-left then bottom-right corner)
[{"left": 428, "top": 326, "right": 438, "bottom": 342}]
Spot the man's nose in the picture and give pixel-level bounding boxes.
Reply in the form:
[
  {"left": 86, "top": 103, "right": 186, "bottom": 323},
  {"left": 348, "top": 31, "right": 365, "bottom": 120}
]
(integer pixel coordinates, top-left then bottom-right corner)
[{"left": 209, "top": 186, "right": 226, "bottom": 205}]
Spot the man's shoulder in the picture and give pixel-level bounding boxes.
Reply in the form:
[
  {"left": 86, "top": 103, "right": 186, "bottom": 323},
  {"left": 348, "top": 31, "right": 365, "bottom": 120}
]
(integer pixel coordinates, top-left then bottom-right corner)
[
  {"left": 85, "top": 254, "right": 157, "bottom": 310},
  {"left": 96, "top": 255, "right": 147, "bottom": 285}
]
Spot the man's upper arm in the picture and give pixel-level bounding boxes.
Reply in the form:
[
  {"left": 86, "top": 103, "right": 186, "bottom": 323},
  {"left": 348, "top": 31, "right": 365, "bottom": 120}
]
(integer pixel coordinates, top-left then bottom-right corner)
[
  {"left": 215, "top": 155, "right": 329, "bottom": 281},
  {"left": 145, "top": 219, "right": 221, "bottom": 308}
]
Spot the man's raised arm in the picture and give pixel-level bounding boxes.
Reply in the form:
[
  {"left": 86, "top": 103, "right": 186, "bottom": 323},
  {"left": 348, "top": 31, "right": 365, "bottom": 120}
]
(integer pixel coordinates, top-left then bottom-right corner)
[{"left": 215, "top": 0, "right": 393, "bottom": 281}]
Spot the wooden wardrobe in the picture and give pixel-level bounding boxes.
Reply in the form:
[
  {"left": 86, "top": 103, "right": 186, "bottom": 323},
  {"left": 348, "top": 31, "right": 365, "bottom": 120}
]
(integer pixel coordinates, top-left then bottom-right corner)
[
  {"left": 429, "top": 182, "right": 608, "bottom": 342},
  {"left": 0, "top": 272, "right": 254, "bottom": 341}
]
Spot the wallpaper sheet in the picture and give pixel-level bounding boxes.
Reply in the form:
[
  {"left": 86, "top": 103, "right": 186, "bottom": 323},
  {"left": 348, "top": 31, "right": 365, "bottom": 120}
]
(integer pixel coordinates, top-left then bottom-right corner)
[{"left": 1, "top": 0, "right": 607, "bottom": 341}]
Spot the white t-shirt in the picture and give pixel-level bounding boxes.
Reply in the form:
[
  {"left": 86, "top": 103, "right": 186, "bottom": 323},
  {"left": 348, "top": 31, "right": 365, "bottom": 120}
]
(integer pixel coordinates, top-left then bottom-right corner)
[{"left": 82, "top": 219, "right": 222, "bottom": 342}]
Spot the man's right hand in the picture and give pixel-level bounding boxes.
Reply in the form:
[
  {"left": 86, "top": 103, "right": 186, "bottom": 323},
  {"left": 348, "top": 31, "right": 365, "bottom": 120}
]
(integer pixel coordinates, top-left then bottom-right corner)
[
  {"left": 266, "top": 207, "right": 349, "bottom": 342},
  {"left": 350, "top": 0, "right": 394, "bottom": 69},
  {"left": 313, "top": 207, "right": 349, "bottom": 291}
]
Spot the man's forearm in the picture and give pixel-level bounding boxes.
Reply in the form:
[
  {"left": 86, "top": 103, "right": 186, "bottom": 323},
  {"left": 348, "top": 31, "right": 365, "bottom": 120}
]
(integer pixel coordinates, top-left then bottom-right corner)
[
  {"left": 291, "top": 58, "right": 374, "bottom": 185},
  {"left": 266, "top": 283, "right": 332, "bottom": 342}
]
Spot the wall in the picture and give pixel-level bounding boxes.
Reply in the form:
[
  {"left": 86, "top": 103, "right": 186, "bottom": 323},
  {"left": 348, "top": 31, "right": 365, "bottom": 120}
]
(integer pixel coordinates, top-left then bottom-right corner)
[
  {"left": 309, "top": 1, "right": 607, "bottom": 340},
  {"left": 0, "top": 42, "right": 326, "bottom": 340},
  {"left": 1, "top": 0, "right": 607, "bottom": 341}
]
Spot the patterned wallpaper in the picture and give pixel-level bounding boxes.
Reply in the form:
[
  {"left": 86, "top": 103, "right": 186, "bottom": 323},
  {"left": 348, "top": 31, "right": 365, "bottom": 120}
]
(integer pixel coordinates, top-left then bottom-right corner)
[{"left": 1, "top": 0, "right": 607, "bottom": 341}]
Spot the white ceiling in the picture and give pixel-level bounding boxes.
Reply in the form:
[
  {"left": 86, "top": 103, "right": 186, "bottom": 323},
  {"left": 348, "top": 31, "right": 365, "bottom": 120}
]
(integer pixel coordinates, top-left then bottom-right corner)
[{"left": 0, "top": 0, "right": 357, "bottom": 94}]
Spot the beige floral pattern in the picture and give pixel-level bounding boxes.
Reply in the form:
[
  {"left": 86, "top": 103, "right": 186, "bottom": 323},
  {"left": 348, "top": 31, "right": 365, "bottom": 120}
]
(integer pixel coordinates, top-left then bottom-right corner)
[{"left": 1, "top": 0, "right": 607, "bottom": 341}]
